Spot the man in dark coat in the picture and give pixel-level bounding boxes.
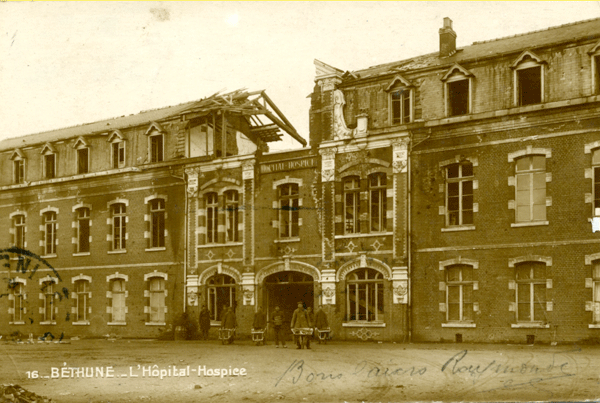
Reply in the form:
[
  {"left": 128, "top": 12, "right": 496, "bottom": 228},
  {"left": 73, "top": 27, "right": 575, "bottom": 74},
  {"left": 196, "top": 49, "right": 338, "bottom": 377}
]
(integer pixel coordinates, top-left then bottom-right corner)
[
  {"left": 199, "top": 304, "right": 211, "bottom": 340},
  {"left": 270, "top": 306, "right": 286, "bottom": 348},
  {"left": 221, "top": 306, "right": 237, "bottom": 344},
  {"left": 253, "top": 306, "right": 266, "bottom": 330},
  {"left": 314, "top": 305, "right": 329, "bottom": 344},
  {"left": 290, "top": 302, "right": 312, "bottom": 349}
]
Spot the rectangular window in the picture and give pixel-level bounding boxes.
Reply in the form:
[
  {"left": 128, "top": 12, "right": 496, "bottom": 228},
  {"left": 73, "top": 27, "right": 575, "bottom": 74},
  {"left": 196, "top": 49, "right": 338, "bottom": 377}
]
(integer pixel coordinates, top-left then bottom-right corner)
[
  {"left": 77, "top": 148, "right": 89, "bottom": 174},
  {"left": 391, "top": 89, "right": 411, "bottom": 124},
  {"left": 344, "top": 177, "right": 361, "bottom": 234},
  {"left": 206, "top": 193, "right": 219, "bottom": 244},
  {"left": 279, "top": 184, "right": 299, "bottom": 238},
  {"left": 593, "top": 149, "right": 600, "bottom": 216},
  {"left": 13, "top": 215, "right": 25, "bottom": 249},
  {"left": 225, "top": 191, "right": 239, "bottom": 243},
  {"left": 150, "top": 199, "right": 165, "bottom": 248},
  {"left": 13, "top": 159, "right": 24, "bottom": 184},
  {"left": 77, "top": 208, "right": 90, "bottom": 253},
  {"left": 149, "top": 278, "right": 165, "bottom": 323},
  {"left": 446, "top": 265, "right": 474, "bottom": 322},
  {"left": 43, "top": 212, "right": 57, "bottom": 255},
  {"left": 518, "top": 66, "right": 542, "bottom": 106},
  {"left": 515, "top": 156, "right": 546, "bottom": 222},
  {"left": 150, "top": 135, "right": 163, "bottom": 163},
  {"left": 110, "top": 279, "right": 126, "bottom": 323},
  {"left": 11, "top": 281, "right": 24, "bottom": 323},
  {"left": 112, "top": 142, "right": 125, "bottom": 169},
  {"left": 446, "top": 162, "right": 474, "bottom": 226},
  {"left": 448, "top": 79, "right": 469, "bottom": 116},
  {"left": 595, "top": 55, "right": 600, "bottom": 95},
  {"left": 369, "top": 173, "right": 387, "bottom": 232},
  {"left": 44, "top": 154, "right": 56, "bottom": 179},
  {"left": 515, "top": 263, "right": 547, "bottom": 322},
  {"left": 75, "top": 280, "right": 90, "bottom": 322},
  {"left": 346, "top": 269, "right": 384, "bottom": 322},
  {"left": 112, "top": 204, "right": 126, "bottom": 251},
  {"left": 42, "top": 281, "right": 55, "bottom": 322}
]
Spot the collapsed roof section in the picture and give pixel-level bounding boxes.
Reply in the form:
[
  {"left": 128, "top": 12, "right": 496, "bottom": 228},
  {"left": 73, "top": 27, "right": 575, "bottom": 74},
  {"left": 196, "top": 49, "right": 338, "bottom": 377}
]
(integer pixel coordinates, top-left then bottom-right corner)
[{"left": 178, "top": 89, "right": 306, "bottom": 147}]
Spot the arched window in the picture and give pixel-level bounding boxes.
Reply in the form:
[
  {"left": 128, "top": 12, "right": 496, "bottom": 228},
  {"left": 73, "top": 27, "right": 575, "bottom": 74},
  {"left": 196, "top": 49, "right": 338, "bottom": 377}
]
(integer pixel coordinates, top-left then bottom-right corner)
[
  {"left": 346, "top": 268, "right": 384, "bottom": 322},
  {"left": 12, "top": 214, "right": 26, "bottom": 249},
  {"left": 111, "top": 203, "right": 127, "bottom": 251},
  {"left": 43, "top": 211, "right": 57, "bottom": 256},
  {"left": 41, "top": 279, "right": 56, "bottom": 323},
  {"left": 207, "top": 274, "right": 236, "bottom": 321},
  {"left": 150, "top": 198, "right": 166, "bottom": 248},
  {"left": 206, "top": 193, "right": 219, "bottom": 243},
  {"left": 278, "top": 183, "right": 299, "bottom": 238},
  {"left": 515, "top": 262, "right": 547, "bottom": 323},
  {"left": 148, "top": 277, "right": 166, "bottom": 324},
  {"left": 369, "top": 173, "right": 387, "bottom": 232},
  {"left": 74, "top": 279, "right": 91, "bottom": 323},
  {"left": 76, "top": 207, "right": 90, "bottom": 253},
  {"left": 109, "top": 278, "right": 127, "bottom": 323},
  {"left": 515, "top": 155, "right": 546, "bottom": 223},
  {"left": 9, "top": 278, "right": 26, "bottom": 324},
  {"left": 446, "top": 162, "right": 474, "bottom": 226},
  {"left": 225, "top": 190, "right": 239, "bottom": 243},
  {"left": 445, "top": 264, "right": 474, "bottom": 322},
  {"left": 344, "top": 176, "right": 360, "bottom": 234}
]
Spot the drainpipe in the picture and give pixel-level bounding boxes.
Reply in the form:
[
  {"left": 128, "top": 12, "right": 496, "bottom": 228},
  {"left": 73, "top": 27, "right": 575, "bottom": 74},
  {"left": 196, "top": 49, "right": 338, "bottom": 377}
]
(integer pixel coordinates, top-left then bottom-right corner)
[
  {"left": 407, "top": 136, "right": 413, "bottom": 343},
  {"left": 171, "top": 171, "right": 188, "bottom": 314}
]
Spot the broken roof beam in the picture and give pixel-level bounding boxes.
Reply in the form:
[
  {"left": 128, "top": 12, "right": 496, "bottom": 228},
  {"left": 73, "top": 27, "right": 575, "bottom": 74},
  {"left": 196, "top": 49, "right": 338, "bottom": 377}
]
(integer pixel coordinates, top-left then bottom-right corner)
[{"left": 260, "top": 91, "right": 305, "bottom": 146}]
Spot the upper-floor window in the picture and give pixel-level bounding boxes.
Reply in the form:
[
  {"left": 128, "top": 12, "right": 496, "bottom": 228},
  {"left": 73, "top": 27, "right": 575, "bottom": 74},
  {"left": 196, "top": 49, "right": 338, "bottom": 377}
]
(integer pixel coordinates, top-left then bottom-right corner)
[
  {"left": 446, "top": 162, "right": 474, "bottom": 226},
  {"left": 150, "top": 133, "right": 164, "bottom": 163},
  {"left": 77, "top": 147, "right": 89, "bottom": 174},
  {"left": 10, "top": 150, "right": 25, "bottom": 184},
  {"left": 593, "top": 149, "right": 600, "bottom": 216},
  {"left": 76, "top": 207, "right": 90, "bottom": 253},
  {"left": 112, "top": 204, "right": 127, "bottom": 251},
  {"left": 206, "top": 192, "right": 219, "bottom": 244},
  {"left": 278, "top": 183, "right": 299, "bottom": 238},
  {"left": 512, "top": 52, "right": 545, "bottom": 107},
  {"left": 150, "top": 199, "right": 166, "bottom": 248},
  {"left": 13, "top": 214, "right": 26, "bottom": 249},
  {"left": 112, "top": 141, "right": 126, "bottom": 169},
  {"left": 447, "top": 79, "right": 469, "bottom": 116},
  {"left": 224, "top": 190, "right": 239, "bottom": 243},
  {"left": 515, "top": 262, "right": 547, "bottom": 323},
  {"left": 43, "top": 211, "right": 57, "bottom": 256},
  {"left": 369, "top": 173, "right": 387, "bottom": 232},
  {"left": 515, "top": 155, "right": 546, "bottom": 223},
  {"left": 390, "top": 89, "right": 411, "bottom": 124},
  {"left": 593, "top": 54, "right": 600, "bottom": 95},
  {"left": 344, "top": 177, "right": 361, "bottom": 234},
  {"left": 346, "top": 268, "right": 384, "bottom": 322}
]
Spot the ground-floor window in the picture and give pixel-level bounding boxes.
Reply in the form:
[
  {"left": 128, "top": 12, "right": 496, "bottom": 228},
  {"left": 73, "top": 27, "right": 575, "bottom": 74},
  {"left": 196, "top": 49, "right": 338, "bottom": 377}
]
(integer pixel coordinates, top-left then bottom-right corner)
[
  {"left": 110, "top": 279, "right": 127, "bottom": 323},
  {"left": 74, "top": 279, "right": 91, "bottom": 323},
  {"left": 446, "top": 264, "right": 474, "bottom": 322},
  {"left": 148, "top": 277, "right": 166, "bottom": 323},
  {"left": 41, "top": 280, "right": 56, "bottom": 323},
  {"left": 346, "top": 268, "right": 384, "bottom": 322},
  {"left": 593, "top": 263, "right": 600, "bottom": 324},
  {"left": 516, "top": 262, "right": 547, "bottom": 323},
  {"left": 207, "top": 274, "right": 236, "bottom": 321},
  {"left": 10, "top": 279, "right": 25, "bottom": 323}
]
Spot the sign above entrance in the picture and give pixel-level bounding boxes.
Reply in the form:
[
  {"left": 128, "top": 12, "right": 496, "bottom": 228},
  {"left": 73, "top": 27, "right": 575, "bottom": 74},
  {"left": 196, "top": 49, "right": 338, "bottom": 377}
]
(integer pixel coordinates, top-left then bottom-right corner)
[{"left": 260, "top": 157, "right": 317, "bottom": 174}]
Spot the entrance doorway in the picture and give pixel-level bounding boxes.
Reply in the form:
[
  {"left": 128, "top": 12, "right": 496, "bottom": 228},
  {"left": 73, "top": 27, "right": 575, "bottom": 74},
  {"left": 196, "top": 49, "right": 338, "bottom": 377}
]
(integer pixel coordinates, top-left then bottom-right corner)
[{"left": 264, "top": 271, "right": 314, "bottom": 328}]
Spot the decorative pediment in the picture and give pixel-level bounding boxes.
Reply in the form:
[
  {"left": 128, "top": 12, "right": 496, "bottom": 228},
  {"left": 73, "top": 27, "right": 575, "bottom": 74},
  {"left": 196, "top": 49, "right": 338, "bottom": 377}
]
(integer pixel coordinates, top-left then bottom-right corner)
[
  {"left": 107, "top": 130, "right": 124, "bottom": 143},
  {"left": 144, "top": 121, "right": 165, "bottom": 136},
  {"left": 10, "top": 149, "right": 24, "bottom": 160},
  {"left": 441, "top": 63, "right": 473, "bottom": 82},
  {"left": 588, "top": 40, "right": 600, "bottom": 55},
  {"left": 385, "top": 74, "right": 413, "bottom": 91},
  {"left": 72, "top": 136, "right": 88, "bottom": 149},
  {"left": 510, "top": 50, "right": 546, "bottom": 69},
  {"left": 40, "top": 143, "right": 56, "bottom": 155},
  {"left": 314, "top": 59, "right": 344, "bottom": 80}
]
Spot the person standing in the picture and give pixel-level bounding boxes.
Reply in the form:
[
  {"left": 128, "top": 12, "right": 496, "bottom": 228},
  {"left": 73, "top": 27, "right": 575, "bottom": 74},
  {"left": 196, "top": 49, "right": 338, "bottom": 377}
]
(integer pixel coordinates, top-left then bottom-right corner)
[
  {"left": 314, "top": 305, "right": 329, "bottom": 344},
  {"left": 199, "top": 304, "right": 211, "bottom": 340},
  {"left": 307, "top": 307, "right": 315, "bottom": 345},
  {"left": 290, "top": 302, "right": 311, "bottom": 349},
  {"left": 270, "top": 306, "right": 286, "bottom": 348},
  {"left": 221, "top": 306, "right": 237, "bottom": 344}
]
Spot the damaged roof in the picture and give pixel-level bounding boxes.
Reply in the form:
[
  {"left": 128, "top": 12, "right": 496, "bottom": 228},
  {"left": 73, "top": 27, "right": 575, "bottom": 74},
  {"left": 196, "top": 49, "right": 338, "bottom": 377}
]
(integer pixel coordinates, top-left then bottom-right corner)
[
  {"left": 338, "top": 17, "right": 600, "bottom": 81},
  {"left": 0, "top": 89, "right": 305, "bottom": 152}
]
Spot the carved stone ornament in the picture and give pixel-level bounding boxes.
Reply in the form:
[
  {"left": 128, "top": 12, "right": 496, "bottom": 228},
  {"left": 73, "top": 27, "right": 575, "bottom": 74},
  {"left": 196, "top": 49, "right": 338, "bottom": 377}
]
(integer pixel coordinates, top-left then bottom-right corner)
[
  {"left": 243, "top": 288, "right": 254, "bottom": 300},
  {"left": 333, "top": 90, "right": 355, "bottom": 140},
  {"left": 392, "top": 160, "right": 407, "bottom": 174},
  {"left": 323, "top": 287, "right": 335, "bottom": 298},
  {"left": 394, "top": 285, "right": 407, "bottom": 297}
]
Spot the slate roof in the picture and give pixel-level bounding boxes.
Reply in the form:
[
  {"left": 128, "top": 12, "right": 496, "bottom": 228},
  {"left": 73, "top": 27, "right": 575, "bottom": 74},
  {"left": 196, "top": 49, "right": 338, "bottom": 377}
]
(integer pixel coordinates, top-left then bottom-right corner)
[{"left": 349, "top": 17, "right": 600, "bottom": 80}]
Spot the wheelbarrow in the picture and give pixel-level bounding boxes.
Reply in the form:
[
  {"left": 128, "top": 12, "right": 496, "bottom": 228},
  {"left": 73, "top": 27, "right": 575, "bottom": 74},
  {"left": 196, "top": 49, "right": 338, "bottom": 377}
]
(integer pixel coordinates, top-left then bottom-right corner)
[
  {"left": 218, "top": 328, "right": 236, "bottom": 345},
  {"left": 251, "top": 324, "right": 268, "bottom": 346},
  {"left": 291, "top": 328, "right": 313, "bottom": 349},
  {"left": 315, "top": 327, "right": 331, "bottom": 344}
]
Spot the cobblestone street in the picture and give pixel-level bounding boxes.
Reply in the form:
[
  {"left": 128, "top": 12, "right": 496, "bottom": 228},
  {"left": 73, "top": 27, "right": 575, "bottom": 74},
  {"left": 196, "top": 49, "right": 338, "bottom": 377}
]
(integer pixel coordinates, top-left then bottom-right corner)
[{"left": 1, "top": 339, "right": 599, "bottom": 402}]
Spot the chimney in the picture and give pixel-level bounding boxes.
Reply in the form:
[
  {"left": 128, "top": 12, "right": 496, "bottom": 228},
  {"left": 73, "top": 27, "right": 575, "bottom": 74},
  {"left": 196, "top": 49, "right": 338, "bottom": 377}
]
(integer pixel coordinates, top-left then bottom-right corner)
[{"left": 439, "top": 17, "right": 457, "bottom": 57}]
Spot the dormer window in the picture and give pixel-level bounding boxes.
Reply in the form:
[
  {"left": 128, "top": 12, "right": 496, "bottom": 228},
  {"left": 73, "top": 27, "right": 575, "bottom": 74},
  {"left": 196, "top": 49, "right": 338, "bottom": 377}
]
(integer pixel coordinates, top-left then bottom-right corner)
[
  {"left": 145, "top": 122, "right": 165, "bottom": 163},
  {"left": 41, "top": 143, "right": 56, "bottom": 179},
  {"left": 589, "top": 41, "right": 600, "bottom": 95},
  {"left": 73, "top": 137, "right": 90, "bottom": 175},
  {"left": 442, "top": 64, "right": 473, "bottom": 117},
  {"left": 108, "top": 131, "right": 126, "bottom": 169},
  {"left": 385, "top": 75, "right": 413, "bottom": 125},
  {"left": 512, "top": 51, "right": 545, "bottom": 107},
  {"left": 10, "top": 150, "right": 25, "bottom": 184}
]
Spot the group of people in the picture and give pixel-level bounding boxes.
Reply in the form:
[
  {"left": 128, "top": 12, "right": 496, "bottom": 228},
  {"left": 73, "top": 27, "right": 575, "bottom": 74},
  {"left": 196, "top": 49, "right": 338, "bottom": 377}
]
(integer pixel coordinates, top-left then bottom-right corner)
[{"left": 197, "top": 302, "right": 329, "bottom": 349}]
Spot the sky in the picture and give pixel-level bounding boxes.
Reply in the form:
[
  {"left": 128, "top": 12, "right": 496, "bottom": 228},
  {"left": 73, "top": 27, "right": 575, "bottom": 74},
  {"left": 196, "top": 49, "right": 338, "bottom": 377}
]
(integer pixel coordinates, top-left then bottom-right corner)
[{"left": 1, "top": 1, "right": 599, "bottom": 151}]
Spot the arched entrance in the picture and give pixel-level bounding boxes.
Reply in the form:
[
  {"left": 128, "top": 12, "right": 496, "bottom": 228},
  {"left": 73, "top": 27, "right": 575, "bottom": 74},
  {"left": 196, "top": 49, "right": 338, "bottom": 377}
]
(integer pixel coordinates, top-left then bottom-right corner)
[{"left": 264, "top": 271, "right": 314, "bottom": 327}]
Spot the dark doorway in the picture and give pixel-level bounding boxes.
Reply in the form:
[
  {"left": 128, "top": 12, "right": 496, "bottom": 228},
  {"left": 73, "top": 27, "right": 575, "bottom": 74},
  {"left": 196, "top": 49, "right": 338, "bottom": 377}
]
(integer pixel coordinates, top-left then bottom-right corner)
[{"left": 264, "top": 271, "right": 314, "bottom": 328}]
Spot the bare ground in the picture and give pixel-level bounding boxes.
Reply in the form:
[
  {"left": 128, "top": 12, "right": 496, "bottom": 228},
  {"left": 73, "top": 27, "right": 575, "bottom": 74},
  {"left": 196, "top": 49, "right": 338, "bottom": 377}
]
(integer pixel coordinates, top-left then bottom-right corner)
[{"left": 1, "top": 338, "right": 599, "bottom": 403}]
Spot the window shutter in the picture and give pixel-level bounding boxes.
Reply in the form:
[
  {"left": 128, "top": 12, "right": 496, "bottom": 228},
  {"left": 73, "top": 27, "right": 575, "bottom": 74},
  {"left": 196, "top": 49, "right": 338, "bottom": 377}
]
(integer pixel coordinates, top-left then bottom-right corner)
[{"left": 439, "top": 303, "right": 447, "bottom": 312}]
